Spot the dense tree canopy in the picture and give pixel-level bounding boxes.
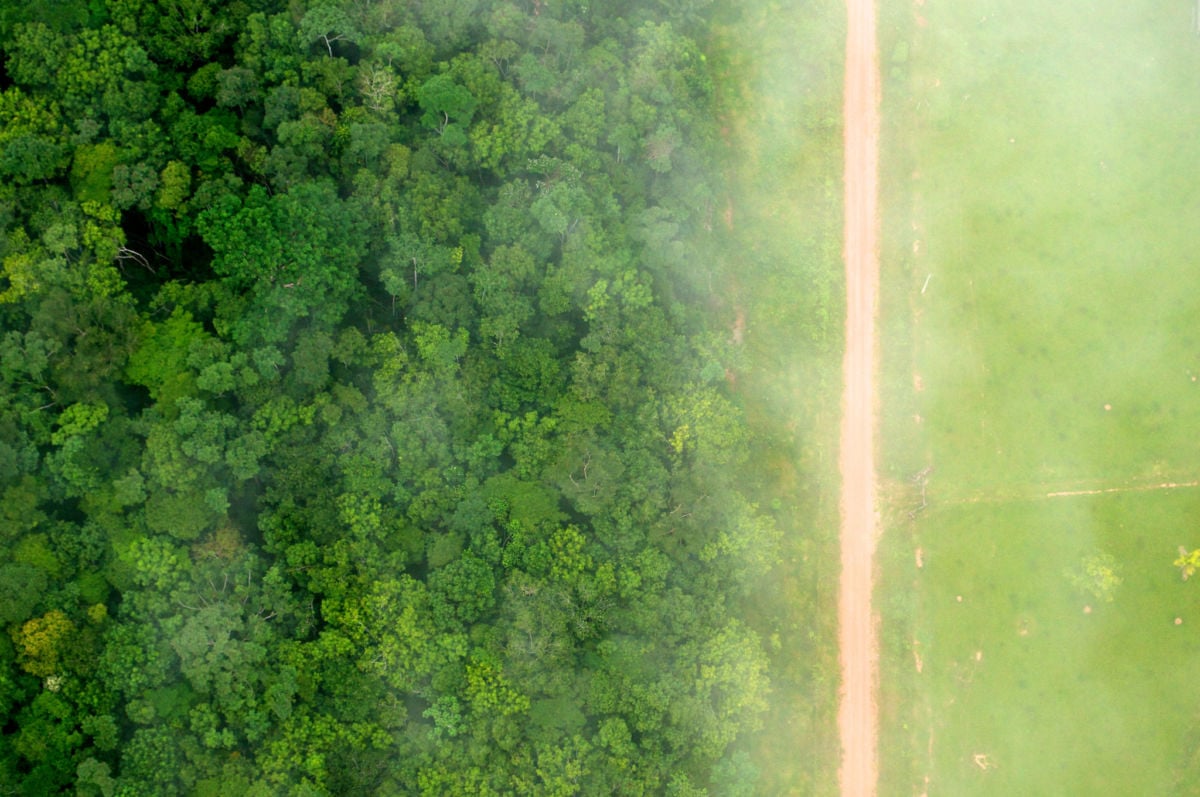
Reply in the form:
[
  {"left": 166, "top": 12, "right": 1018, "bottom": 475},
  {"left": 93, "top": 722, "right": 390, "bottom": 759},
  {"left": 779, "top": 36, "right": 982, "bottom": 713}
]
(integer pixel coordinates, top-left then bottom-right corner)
[{"left": 0, "top": 1, "right": 804, "bottom": 793}]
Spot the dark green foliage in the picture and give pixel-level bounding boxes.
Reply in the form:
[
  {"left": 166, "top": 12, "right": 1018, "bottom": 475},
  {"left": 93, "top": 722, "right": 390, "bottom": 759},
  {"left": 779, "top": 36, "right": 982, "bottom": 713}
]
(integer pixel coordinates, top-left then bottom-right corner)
[
  {"left": 0, "top": 2, "right": 807, "bottom": 793},
  {"left": 197, "top": 180, "right": 368, "bottom": 343}
]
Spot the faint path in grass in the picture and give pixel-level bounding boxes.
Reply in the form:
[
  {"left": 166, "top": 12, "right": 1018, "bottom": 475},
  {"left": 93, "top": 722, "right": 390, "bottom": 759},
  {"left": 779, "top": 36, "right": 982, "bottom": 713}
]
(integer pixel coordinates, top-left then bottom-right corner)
[
  {"left": 1044, "top": 480, "right": 1200, "bottom": 498},
  {"left": 940, "top": 478, "right": 1199, "bottom": 504},
  {"left": 885, "top": 474, "right": 1200, "bottom": 518},
  {"left": 838, "top": 0, "right": 881, "bottom": 795}
]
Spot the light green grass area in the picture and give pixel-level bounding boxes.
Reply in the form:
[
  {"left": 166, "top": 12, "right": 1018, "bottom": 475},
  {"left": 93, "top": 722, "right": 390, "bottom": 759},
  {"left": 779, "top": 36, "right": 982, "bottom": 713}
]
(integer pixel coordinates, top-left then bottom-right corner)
[
  {"left": 880, "top": 1, "right": 1200, "bottom": 793},
  {"left": 886, "top": 1, "right": 1200, "bottom": 496},
  {"left": 885, "top": 493, "right": 1200, "bottom": 794}
]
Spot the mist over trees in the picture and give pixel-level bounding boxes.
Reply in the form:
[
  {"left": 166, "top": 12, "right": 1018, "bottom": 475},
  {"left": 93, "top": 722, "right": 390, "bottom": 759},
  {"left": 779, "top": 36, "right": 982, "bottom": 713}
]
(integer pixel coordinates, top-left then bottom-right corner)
[{"left": 0, "top": 0, "right": 798, "bottom": 793}]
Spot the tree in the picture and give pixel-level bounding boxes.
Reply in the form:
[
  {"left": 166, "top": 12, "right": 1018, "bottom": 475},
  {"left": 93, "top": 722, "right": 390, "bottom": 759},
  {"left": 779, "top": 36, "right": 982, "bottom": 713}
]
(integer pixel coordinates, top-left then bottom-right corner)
[
  {"left": 116, "top": 727, "right": 184, "bottom": 796},
  {"left": 0, "top": 87, "right": 68, "bottom": 185},
  {"left": 471, "top": 244, "right": 536, "bottom": 351},
  {"left": 197, "top": 180, "right": 368, "bottom": 343},
  {"left": 237, "top": 12, "right": 304, "bottom": 87},
  {"left": 1176, "top": 547, "right": 1200, "bottom": 581},
  {"left": 417, "top": 73, "right": 478, "bottom": 146},
  {"left": 7, "top": 23, "right": 161, "bottom": 125},
  {"left": 299, "top": 1, "right": 361, "bottom": 57},
  {"left": 216, "top": 66, "right": 262, "bottom": 110},
  {"left": 108, "top": 0, "right": 237, "bottom": 66},
  {"left": 14, "top": 609, "right": 76, "bottom": 677},
  {"left": 662, "top": 384, "right": 747, "bottom": 466},
  {"left": 167, "top": 107, "right": 240, "bottom": 173},
  {"left": 1066, "top": 552, "right": 1122, "bottom": 603},
  {"left": 111, "top": 161, "right": 160, "bottom": 211},
  {"left": 428, "top": 550, "right": 496, "bottom": 625},
  {"left": 356, "top": 63, "right": 400, "bottom": 117},
  {"left": 324, "top": 575, "right": 465, "bottom": 693},
  {"left": 76, "top": 757, "right": 118, "bottom": 797},
  {"left": 0, "top": 563, "right": 49, "bottom": 625}
]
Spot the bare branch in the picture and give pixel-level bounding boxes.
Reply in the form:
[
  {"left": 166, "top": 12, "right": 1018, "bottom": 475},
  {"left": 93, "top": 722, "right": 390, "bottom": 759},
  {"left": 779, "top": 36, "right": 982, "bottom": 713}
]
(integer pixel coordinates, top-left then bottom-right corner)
[{"left": 116, "top": 247, "right": 155, "bottom": 273}]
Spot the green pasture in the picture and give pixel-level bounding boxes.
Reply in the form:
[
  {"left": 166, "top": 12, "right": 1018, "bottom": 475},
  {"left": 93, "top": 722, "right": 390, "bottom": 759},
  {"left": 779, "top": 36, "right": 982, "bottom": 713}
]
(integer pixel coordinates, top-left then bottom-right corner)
[
  {"left": 880, "top": 0, "right": 1200, "bottom": 793},
  {"left": 883, "top": 491, "right": 1200, "bottom": 794}
]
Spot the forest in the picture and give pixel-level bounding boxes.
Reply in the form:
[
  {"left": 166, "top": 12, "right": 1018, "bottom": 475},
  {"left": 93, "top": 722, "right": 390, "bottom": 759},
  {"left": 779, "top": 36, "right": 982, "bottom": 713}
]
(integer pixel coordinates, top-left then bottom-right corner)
[{"left": 0, "top": 0, "right": 818, "bottom": 793}]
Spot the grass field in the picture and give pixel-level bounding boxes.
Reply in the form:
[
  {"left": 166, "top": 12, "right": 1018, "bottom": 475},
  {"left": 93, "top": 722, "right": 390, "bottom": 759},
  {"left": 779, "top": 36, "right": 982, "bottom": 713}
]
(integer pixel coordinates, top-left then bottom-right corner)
[{"left": 880, "top": 1, "right": 1200, "bottom": 793}]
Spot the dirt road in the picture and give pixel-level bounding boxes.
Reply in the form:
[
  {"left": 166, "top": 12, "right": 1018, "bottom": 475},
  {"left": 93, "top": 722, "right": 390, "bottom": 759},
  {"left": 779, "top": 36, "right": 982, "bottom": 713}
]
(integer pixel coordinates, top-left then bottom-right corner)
[{"left": 838, "top": 0, "right": 880, "bottom": 794}]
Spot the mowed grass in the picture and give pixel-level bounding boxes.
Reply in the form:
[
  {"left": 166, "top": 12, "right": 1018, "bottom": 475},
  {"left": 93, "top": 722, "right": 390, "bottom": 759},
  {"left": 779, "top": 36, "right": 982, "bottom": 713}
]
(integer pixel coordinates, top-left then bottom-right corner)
[{"left": 880, "top": 1, "right": 1200, "bottom": 793}]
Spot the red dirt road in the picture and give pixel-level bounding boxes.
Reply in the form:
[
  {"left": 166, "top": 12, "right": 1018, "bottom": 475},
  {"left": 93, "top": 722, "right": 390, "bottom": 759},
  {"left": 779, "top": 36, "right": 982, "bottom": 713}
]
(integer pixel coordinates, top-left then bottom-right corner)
[{"left": 838, "top": 0, "right": 880, "bottom": 795}]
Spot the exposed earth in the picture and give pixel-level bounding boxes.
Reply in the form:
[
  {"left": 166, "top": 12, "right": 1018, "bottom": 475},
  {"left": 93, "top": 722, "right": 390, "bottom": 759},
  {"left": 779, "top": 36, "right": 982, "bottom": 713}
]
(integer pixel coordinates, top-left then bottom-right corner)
[{"left": 838, "top": 0, "right": 881, "bottom": 794}]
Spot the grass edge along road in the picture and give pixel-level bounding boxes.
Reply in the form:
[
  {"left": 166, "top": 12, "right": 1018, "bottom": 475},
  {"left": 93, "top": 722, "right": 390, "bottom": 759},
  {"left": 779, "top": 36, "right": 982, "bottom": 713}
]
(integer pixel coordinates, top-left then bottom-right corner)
[{"left": 706, "top": 0, "right": 847, "bottom": 792}]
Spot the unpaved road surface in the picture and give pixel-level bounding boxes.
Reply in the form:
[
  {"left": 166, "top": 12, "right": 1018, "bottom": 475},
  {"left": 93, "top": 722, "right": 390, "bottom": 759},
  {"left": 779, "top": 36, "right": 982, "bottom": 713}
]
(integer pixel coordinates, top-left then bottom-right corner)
[{"left": 838, "top": 0, "right": 880, "bottom": 794}]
